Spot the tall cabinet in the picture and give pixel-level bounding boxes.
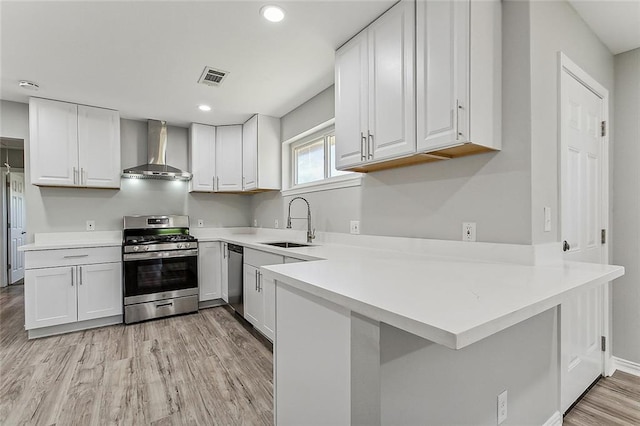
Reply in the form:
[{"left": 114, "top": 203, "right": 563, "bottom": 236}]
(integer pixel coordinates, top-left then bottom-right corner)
[
  {"left": 242, "top": 114, "right": 281, "bottom": 192},
  {"left": 335, "top": 0, "right": 415, "bottom": 170},
  {"left": 29, "top": 98, "right": 121, "bottom": 188}
]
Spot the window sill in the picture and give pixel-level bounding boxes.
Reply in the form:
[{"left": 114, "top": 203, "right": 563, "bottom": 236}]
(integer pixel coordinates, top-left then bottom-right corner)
[{"left": 281, "top": 174, "right": 362, "bottom": 197}]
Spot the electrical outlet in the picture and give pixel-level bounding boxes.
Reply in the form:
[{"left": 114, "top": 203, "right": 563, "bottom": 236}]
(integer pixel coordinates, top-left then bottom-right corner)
[
  {"left": 544, "top": 207, "right": 551, "bottom": 232},
  {"left": 497, "top": 390, "right": 508, "bottom": 424},
  {"left": 197, "top": 219, "right": 204, "bottom": 228},
  {"left": 350, "top": 220, "right": 360, "bottom": 235},
  {"left": 462, "top": 222, "right": 476, "bottom": 242},
  {"left": 86, "top": 220, "right": 95, "bottom": 231},
  {"left": 254, "top": 219, "right": 258, "bottom": 227},
  {"left": 275, "top": 219, "right": 279, "bottom": 228}
]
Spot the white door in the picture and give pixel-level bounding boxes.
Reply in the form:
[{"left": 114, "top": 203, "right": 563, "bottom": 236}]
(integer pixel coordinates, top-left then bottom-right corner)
[
  {"left": 242, "top": 115, "right": 258, "bottom": 191},
  {"left": 77, "top": 105, "right": 121, "bottom": 188},
  {"left": 24, "top": 266, "right": 77, "bottom": 329},
  {"left": 29, "top": 98, "right": 79, "bottom": 187},
  {"left": 368, "top": 0, "right": 415, "bottom": 161},
  {"left": 416, "top": 0, "right": 469, "bottom": 152},
  {"left": 243, "top": 264, "right": 262, "bottom": 327},
  {"left": 560, "top": 65, "right": 606, "bottom": 413},
  {"left": 77, "top": 263, "right": 123, "bottom": 321},
  {"left": 189, "top": 123, "right": 216, "bottom": 192},
  {"left": 215, "top": 125, "right": 243, "bottom": 192},
  {"left": 8, "top": 173, "right": 26, "bottom": 283},
  {"left": 262, "top": 271, "right": 276, "bottom": 342},
  {"left": 198, "top": 242, "right": 222, "bottom": 302},
  {"left": 335, "top": 30, "right": 368, "bottom": 169}
]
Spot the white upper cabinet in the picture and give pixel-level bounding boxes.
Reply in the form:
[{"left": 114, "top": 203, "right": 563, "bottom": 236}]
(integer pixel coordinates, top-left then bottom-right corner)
[
  {"left": 29, "top": 98, "right": 79, "bottom": 187},
  {"left": 335, "top": 0, "right": 415, "bottom": 170},
  {"left": 189, "top": 123, "right": 216, "bottom": 192},
  {"left": 242, "top": 114, "right": 281, "bottom": 192},
  {"left": 416, "top": 0, "right": 501, "bottom": 154},
  {"left": 215, "top": 125, "right": 243, "bottom": 192},
  {"left": 77, "top": 105, "right": 121, "bottom": 188},
  {"left": 30, "top": 97, "right": 121, "bottom": 188}
]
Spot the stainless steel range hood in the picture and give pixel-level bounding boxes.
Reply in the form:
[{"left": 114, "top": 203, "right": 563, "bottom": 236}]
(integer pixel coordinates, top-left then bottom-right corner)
[{"left": 122, "top": 120, "right": 192, "bottom": 181}]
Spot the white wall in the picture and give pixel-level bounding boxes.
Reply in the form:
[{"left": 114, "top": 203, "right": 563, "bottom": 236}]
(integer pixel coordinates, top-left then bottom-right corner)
[
  {"left": 529, "top": 0, "right": 615, "bottom": 244},
  {"left": 612, "top": 48, "right": 640, "bottom": 365}
]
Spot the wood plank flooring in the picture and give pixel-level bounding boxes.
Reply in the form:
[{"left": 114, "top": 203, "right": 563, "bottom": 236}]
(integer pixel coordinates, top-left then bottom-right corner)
[
  {"left": 0, "top": 285, "right": 273, "bottom": 426},
  {"left": 565, "top": 370, "right": 640, "bottom": 426}
]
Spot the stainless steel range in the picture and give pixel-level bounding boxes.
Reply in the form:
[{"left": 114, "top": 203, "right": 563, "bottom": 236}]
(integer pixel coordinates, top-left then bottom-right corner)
[{"left": 122, "top": 215, "right": 198, "bottom": 324}]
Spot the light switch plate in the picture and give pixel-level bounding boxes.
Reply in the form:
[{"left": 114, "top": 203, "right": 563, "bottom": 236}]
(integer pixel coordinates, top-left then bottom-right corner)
[
  {"left": 350, "top": 220, "right": 360, "bottom": 235},
  {"left": 86, "top": 220, "right": 95, "bottom": 231},
  {"left": 197, "top": 219, "right": 204, "bottom": 228},
  {"left": 462, "top": 222, "right": 476, "bottom": 242},
  {"left": 497, "top": 390, "right": 508, "bottom": 424},
  {"left": 275, "top": 219, "right": 279, "bottom": 228}
]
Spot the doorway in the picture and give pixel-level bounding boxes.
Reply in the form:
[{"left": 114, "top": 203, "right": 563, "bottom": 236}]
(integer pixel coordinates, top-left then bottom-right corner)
[
  {"left": 558, "top": 53, "right": 610, "bottom": 413},
  {"left": 1, "top": 138, "right": 26, "bottom": 287}
]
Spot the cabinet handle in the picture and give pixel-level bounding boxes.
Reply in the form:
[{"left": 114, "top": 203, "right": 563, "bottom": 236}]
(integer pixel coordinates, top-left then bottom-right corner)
[
  {"left": 456, "top": 99, "right": 463, "bottom": 140},
  {"left": 242, "top": 176, "right": 245, "bottom": 190},
  {"left": 64, "top": 254, "right": 89, "bottom": 259},
  {"left": 79, "top": 266, "right": 83, "bottom": 285},
  {"left": 71, "top": 266, "right": 74, "bottom": 286},
  {"left": 360, "top": 132, "right": 366, "bottom": 161},
  {"left": 73, "top": 167, "right": 78, "bottom": 185},
  {"left": 216, "top": 176, "right": 219, "bottom": 191},
  {"left": 223, "top": 243, "right": 227, "bottom": 258},
  {"left": 81, "top": 168, "right": 85, "bottom": 185},
  {"left": 258, "top": 271, "right": 262, "bottom": 292},
  {"left": 367, "top": 131, "right": 374, "bottom": 160},
  {"left": 255, "top": 270, "right": 258, "bottom": 291}
]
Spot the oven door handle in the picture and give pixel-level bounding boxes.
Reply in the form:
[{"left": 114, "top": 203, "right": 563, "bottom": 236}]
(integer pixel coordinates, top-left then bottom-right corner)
[{"left": 123, "top": 249, "right": 199, "bottom": 261}]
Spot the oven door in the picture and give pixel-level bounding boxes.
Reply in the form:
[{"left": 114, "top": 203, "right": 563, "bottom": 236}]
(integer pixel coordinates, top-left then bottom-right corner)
[{"left": 123, "top": 249, "right": 198, "bottom": 304}]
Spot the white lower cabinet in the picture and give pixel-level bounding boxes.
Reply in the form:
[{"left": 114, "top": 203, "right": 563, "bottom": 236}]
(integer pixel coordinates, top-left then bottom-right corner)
[
  {"left": 198, "top": 242, "right": 222, "bottom": 302},
  {"left": 221, "top": 243, "right": 229, "bottom": 302},
  {"left": 24, "top": 247, "right": 123, "bottom": 332},
  {"left": 244, "top": 248, "right": 285, "bottom": 342}
]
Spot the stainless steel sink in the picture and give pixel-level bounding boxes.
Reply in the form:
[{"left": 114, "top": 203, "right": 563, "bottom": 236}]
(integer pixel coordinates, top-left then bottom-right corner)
[{"left": 262, "top": 241, "right": 311, "bottom": 248}]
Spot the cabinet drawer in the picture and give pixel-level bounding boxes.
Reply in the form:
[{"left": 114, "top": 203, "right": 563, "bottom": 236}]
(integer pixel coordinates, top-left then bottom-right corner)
[
  {"left": 245, "top": 248, "right": 284, "bottom": 267},
  {"left": 25, "top": 246, "right": 121, "bottom": 269}
]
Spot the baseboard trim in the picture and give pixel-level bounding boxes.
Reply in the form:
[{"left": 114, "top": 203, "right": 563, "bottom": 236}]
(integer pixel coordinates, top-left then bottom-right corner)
[
  {"left": 28, "top": 315, "right": 122, "bottom": 339},
  {"left": 542, "top": 411, "right": 562, "bottom": 426},
  {"left": 612, "top": 356, "right": 640, "bottom": 377}
]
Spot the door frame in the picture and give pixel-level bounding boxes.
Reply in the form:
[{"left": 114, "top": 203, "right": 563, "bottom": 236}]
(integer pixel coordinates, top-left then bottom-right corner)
[{"left": 557, "top": 52, "right": 612, "bottom": 376}]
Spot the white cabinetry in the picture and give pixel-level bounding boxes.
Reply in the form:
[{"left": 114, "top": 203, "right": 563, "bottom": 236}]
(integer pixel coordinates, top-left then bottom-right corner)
[
  {"left": 189, "top": 123, "right": 216, "bottom": 192},
  {"left": 198, "top": 242, "right": 222, "bottom": 302},
  {"left": 244, "top": 248, "right": 284, "bottom": 341},
  {"left": 242, "top": 114, "right": 281, "bottom": 191},
  {"left": 335, "top": 0, "right": 415, "bottom": 170},
  {"left": 416, "top": 0, "right": 501, "bottom": 155},
  {"left": 215, "top": 125, "right": 243, "bottom": 192},
  {"left": 24, "top": 247, "right": 122, "bottom": 335},
  {"left": 30, "top": 98, "right": 121, "bottom": 188},
  {"left": 221, "top": 243, "right": 229, "bottom": 302}
]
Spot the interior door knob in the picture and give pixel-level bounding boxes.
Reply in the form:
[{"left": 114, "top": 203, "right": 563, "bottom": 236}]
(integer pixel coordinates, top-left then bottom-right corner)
[{"left": 563, "top": 240, "right": 570, "bottom": 252}]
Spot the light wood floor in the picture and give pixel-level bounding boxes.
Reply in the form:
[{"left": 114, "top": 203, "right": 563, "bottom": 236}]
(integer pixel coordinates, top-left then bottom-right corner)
[
  {"left": 0, "top": 285, "right": 274, "bottom": 425},
  {"left": 565, "top": 370, "right": 640, "bottom": 425}
]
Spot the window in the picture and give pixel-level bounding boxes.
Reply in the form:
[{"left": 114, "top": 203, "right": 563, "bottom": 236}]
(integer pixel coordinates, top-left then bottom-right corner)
[
  {"left": 282, "top": 121, "right": 362, "bottom": 196},
  {"left": 292, "top": 130, "right": 350, "bottom": 186}
]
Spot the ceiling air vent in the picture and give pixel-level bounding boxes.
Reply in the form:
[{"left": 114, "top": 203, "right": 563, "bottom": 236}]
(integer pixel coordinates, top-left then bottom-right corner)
[{"left": 198, "top": 66, "right": 229, "bottom": 87}]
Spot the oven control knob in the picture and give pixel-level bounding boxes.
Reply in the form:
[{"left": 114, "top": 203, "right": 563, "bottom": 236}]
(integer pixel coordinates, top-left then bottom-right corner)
[
  {"left": 177, "top": 243, "right": 183, "bottom": 249},
  {"left": 133, "top": 246, "right": 139, "bottom": 252},
  {"left": 184, "top": 243, "right": 190, "bottom": 248},
  {"left": 143, "top": 246, "right": 149, "bottom": 251}
]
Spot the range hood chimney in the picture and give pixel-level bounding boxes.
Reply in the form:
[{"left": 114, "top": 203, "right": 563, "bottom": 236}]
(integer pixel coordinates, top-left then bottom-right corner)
[{"left": 122, "top": 120, "right": 192, "bottom": 181}]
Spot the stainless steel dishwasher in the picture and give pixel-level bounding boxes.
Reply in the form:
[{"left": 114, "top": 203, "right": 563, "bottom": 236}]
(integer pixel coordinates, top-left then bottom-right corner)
[{"left": 227, "top": 244, "right": 244, "bottom": 317}]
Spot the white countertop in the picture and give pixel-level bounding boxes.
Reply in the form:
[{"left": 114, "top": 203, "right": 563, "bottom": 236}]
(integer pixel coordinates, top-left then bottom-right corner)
[{"left": 22, "top": 228, "right": 624, "bottom": 350}]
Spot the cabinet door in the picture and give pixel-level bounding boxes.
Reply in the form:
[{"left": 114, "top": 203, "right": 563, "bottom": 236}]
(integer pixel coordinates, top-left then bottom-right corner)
[
  {"left": 215, "top": 125, "right": 243, "bottom": 192},
  {"left": 242, "top": 115, "right": 258, "bottom": 191},
  {"left": 198, "top": 242, "right": 222, "bottom": 302},
  {"left": 77, "top": 262, "right": 123, "bottom": 321},
  {"left": 29, "top": 98, "right": 79, "bottom": 187},
  {"left": 262, "top": 271, "right": 276, "bottom": 342},
  {"left": 243, "top": 264, "right": 262, "bottom": 327},
  {"left": 368, "top": 0, "right": 416, "bottom": 161},
  {"left": 189, "top": 123, "right": 216, "bottom": 192},
  {"left": 24, "top": 266, "right": 77, "bottom": 329},
  {"left": 416, "top": 0, "right": 469, "bottom": 152},
  {"left": 78, "top": 105, "right": 121, "bottom": 188},
  {"left": 335, "top": 31, "right": 368, "bottom": 170},
  {"left": 221, "top": 243, "right": 229, "bottom": 302}
]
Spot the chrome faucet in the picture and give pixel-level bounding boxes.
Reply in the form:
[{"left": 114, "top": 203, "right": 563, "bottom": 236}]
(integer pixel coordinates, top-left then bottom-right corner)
[{"left": 286, "top": 197, "right": 316, "bottom": 243}]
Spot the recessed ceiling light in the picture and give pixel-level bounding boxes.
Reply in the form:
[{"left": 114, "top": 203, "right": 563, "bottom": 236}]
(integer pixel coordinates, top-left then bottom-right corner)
[
  {"left": 198, "top": 104, "right": 211, "bottom": 112},
  {"left": 260, "top": 5, "right": 285, "bottom": 23},
  {"left": 18, "top": 80, "right": 39, "bottom": 91}
]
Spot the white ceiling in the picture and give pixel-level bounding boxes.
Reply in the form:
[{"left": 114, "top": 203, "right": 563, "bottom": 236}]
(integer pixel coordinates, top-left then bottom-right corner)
[
  {"left": 568, "top": 0, "right": 640, "bottom": 55},
  {"left": 0, "top": 0, "right": 394, "bottom": 127}
]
